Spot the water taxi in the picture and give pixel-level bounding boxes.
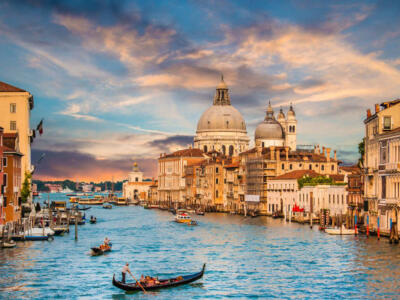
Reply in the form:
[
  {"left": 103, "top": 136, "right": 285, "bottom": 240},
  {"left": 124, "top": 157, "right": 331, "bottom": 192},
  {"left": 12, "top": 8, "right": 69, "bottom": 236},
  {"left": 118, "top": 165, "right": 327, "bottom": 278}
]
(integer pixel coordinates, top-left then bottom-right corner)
[
  {"left": 69, "top": 196, "right": 79, "bottom": 203},
  {"left": 116, "top": 197, "right": 128, "bottom": 206},
  {"left": 174, "top": 210, "right": 193, "bottom": 224},
  {"left": 325, "top": 225, "right": 356, "bottom": 235}
]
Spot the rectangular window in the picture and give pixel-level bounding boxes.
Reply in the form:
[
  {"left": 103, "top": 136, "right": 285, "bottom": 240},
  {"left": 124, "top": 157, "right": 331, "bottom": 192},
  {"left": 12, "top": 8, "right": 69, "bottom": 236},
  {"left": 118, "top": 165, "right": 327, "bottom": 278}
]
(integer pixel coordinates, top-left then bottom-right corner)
[
  {"left": 216, "top": 167, "right": 219, "bottom": 174},
  {"left": 216, "top": 178, "right": 219, "bottom": 184},
  {"left": 10, "top": 121, "right": 16, "bottom": 131},
  {"left": 383, "top": 116, "right": 391, "bottom": 131},
  {"left": 289, "top": 164, "right": 292, "bottom": 170},
  {"left": 3, "top": 157, "right": 7, "bottom": 167},
  {"left": 10, "top": 103, "right": 16, "bottom": 113}
]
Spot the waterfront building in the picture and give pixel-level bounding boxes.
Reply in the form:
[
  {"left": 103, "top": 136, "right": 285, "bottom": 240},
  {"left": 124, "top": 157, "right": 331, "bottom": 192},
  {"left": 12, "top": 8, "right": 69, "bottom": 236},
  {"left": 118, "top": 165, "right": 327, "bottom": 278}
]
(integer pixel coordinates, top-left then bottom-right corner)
[
  {"left": 240, "top": 103, "right": 340, "bottom": 215},
  {"left": 2, "top": 131, "right": 23, "bottom": 222},
  {"left": 148, "top": 180, "right": 158, "bottom": 205},
  {"left": 340, "top": 165, "right": 364, "bottom": 226},
  {"left": 255, "top": 102, "right": 297, "bottom": 150},
  {"left": 82, "top": 184, "right": 93, "bottom": 193},
  {"left": 364, "top": 99, "right": 400, "bottom": 234},
  {"left": 0, "top": 81, "right": 34, "bottom": 186},
  {"left": 0, "top": 127, "right": 4, "bottom": 225},
  {"left": 194, "top": 77, "right": 249, "bottom": 156},
  {"left": 158, "top": 148, "right": 205, "bottom": 208},
  {"left": 123, "top": 162, "right": 154, "bottom": 202},
  {"left": 223, "top": 159, "right": 241, "bottom": 213}
]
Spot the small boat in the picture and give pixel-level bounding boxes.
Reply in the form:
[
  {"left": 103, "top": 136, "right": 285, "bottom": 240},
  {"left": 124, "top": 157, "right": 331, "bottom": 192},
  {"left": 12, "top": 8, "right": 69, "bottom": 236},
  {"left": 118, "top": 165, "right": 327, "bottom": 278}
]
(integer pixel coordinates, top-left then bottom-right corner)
[
  {"left": 187, "top": 220, "right": 198, "bottom": 226},
  {"left": 25, "top": 235, "right": 49, "bottom": 241},
  {"left": 103, "top": 203, "right": 112, "bottom": 209},
  {"left": 196, "top": 210, "right": 205, "bottom": 216},
  {"left": 91, "top": 243, "right": 112, "bottom": 256},
  {"left": 52, "top": 227, "right": 68, "bottom": 235},
  {"left": 175, "top": 210, "right": 193, "bottom": 224},
  {"left": 325, "top": 226, "right": 355, "bottom": 235},
  {"left": 112, "top": 264, "right": 206, "bottom": 292},
  {"left": 24, "top": 227, "right": 55, "bottom": 237},
  {"left": 1, "top": 240, "right": 16, "bottom": 248}
]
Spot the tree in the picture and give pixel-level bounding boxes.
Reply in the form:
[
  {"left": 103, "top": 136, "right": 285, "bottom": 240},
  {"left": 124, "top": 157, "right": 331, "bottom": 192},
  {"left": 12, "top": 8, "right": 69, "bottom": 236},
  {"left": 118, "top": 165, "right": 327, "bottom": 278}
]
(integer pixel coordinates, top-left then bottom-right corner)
[
  {"left": 358, "top": 138, "right": 365, "bottom": 168},
  {"left": 21, "top": 171, "right": 32, "bottom": 203}
]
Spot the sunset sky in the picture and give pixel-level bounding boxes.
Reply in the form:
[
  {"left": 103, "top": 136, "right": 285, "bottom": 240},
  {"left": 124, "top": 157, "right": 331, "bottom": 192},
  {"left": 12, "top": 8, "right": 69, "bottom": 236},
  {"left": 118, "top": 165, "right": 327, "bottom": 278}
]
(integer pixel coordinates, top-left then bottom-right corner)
[{"left": 1, "top": 0, "right": 400, "bottom": 182}]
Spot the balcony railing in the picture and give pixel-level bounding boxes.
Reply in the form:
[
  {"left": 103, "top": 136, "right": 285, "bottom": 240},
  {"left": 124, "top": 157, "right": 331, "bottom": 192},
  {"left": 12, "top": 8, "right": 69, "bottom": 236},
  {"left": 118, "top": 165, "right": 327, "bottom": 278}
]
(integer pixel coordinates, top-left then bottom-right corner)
[{"left": 379, "top": 198, "right": 399, "bottom": 206}]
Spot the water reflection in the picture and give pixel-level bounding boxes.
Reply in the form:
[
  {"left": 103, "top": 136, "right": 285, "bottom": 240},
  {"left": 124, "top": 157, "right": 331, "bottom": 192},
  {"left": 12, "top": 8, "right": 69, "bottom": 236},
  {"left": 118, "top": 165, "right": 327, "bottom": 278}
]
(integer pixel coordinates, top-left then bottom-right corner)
[{"left": 0, "top": 201, "right": 399, "bottom": 299}]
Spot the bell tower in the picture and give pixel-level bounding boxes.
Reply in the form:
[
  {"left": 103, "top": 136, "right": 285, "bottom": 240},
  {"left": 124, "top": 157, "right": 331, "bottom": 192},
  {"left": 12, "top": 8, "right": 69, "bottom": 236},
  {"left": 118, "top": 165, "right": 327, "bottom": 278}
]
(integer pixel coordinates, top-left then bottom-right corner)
[{"left": 286, "top": 103, "right": 297, "bottom": 151}]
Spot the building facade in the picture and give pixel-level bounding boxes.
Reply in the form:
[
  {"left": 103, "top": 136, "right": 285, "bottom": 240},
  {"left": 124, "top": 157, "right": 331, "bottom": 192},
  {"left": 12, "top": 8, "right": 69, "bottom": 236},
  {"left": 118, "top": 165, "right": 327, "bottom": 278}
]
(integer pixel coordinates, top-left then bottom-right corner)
[
  {"left": 364, "top": 99, "right": 400, "bottom": 234},
  {"left": 123, "top": 163, "right": 154, "bottom": 202},
  {"left": 194, "top": 77, "right": 249, "bottom": 156},
  {"left": 0, "top": 81, "right": 34, "bottom": 185},
  {"left": 158, "top": 148, "right": 205, "bottom": 208}
]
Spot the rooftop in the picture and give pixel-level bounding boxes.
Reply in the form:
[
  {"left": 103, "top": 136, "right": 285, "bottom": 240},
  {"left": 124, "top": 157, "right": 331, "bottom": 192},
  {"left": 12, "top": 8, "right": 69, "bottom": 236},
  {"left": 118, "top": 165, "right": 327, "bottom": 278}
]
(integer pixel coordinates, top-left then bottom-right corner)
[{"left": 0, "top": 81, "right": 25, "bottom": 92}]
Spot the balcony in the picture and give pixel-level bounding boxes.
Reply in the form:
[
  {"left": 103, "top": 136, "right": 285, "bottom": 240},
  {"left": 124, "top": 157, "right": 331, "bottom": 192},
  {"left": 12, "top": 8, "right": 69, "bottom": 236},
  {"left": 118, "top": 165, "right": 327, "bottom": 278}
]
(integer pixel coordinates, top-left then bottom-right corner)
[
  {"left": 383, "top": 162, "right": 400, "bottom": 172},
  {"left": 378, "top": 198, "right": 399, "bottom": 206}
]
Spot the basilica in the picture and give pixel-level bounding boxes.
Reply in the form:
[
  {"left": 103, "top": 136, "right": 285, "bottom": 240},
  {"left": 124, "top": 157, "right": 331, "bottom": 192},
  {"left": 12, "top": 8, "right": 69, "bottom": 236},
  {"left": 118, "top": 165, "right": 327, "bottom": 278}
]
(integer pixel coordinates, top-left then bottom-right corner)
[{"left": 194, "top": 77, "right": 297, "bottom": 154}]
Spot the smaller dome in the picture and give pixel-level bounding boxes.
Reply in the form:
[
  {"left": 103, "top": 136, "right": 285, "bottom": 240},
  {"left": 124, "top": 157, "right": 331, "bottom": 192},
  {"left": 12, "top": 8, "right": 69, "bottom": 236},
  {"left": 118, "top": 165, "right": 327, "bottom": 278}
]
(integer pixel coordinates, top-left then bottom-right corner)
[
  {"left": 287, "top": 103, "right": 296, "bottom": 119},
  {"left": 255, "top": 102, "right": 285, "bottom": 140},
  {"left": 277, "top": 107, "right": 285, "bottom": 121}
]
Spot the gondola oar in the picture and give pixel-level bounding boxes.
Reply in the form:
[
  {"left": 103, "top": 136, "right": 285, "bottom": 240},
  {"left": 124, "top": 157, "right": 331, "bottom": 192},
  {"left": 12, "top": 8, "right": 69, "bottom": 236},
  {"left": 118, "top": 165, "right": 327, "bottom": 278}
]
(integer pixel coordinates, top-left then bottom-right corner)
[{"left": 130, "top": 274, "right": 147, "bottom": 293}]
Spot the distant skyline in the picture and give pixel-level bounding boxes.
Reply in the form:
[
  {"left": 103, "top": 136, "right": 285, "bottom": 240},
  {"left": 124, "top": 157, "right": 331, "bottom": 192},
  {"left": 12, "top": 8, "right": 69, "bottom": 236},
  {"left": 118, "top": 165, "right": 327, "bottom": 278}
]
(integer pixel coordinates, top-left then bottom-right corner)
[{"left": 1, "top": 0, "right": 400, "bottom": 181}]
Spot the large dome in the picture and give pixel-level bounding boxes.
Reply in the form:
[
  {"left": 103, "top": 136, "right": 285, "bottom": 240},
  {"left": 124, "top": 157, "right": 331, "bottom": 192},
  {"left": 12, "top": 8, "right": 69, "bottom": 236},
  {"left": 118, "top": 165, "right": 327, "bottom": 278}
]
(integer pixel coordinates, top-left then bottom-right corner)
[
  {"left": 197, "top": 105, "right": 246, "bottom": 132},
  {"left": 255, "top": 102, "right": 285, "bottom": 140}
]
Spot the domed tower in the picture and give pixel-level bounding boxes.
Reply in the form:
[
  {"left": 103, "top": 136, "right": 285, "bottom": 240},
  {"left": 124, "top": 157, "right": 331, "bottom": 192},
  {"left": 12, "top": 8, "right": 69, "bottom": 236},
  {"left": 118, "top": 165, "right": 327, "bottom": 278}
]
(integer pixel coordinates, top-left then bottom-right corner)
[
  {"left": 255, "top": 102, "right": 285, "bottom": 148},
  {"left": 194, "top": 76, "right": 249, "bottom": 156},
  {"left": 277, "top": 107, "right": 286, "bottom": 129},
  {"left": 128, "top": 162, "right": 143, "bottom": 183},
  {"left": 286, "top": 103, "right": 297, "bottom": 151}
]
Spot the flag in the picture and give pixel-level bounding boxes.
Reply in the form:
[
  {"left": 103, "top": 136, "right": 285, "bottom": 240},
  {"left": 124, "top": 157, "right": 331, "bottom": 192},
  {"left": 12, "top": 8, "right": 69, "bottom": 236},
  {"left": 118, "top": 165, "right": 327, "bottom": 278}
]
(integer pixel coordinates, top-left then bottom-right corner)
[{"left": 36, "top": 119, "right": 43, "bottom": 135}]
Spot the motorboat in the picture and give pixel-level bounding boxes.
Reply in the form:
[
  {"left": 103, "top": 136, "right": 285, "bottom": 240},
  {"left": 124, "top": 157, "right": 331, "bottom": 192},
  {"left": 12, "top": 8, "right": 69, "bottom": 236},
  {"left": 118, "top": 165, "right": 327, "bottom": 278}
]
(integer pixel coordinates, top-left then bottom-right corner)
[
  {"left": 174, "top": 210, "right": 193, "bottom": 224},
  {"left": 24, "top": 227, "right": 55, "bottom": 237},
  {"left": 325, "top": 225, "right": 356, "bottom": 235}
]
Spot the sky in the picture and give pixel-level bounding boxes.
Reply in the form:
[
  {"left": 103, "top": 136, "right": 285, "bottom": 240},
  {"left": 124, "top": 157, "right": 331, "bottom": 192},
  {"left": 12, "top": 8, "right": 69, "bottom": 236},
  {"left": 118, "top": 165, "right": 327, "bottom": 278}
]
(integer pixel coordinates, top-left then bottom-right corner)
[{"left": 1, "top": 0, "right": 400, "bottom": 182}]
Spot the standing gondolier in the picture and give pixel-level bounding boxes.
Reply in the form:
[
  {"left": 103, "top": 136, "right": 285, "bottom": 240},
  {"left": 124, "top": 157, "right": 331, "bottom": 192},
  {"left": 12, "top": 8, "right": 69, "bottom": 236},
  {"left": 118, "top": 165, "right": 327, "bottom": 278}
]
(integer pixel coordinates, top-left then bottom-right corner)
[{"left": 121, "top": 263, "right": 133, "bottom": 283}]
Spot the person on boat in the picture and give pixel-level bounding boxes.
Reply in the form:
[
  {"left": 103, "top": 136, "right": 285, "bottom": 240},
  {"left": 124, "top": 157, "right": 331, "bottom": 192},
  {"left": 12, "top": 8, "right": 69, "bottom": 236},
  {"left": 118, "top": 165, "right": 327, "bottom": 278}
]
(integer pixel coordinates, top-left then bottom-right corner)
[
  {"left": 121, "top": 263, "right": 133, "bottom": 284},
  {"left": 104, "top": 237, "right": 110, "bottom": 246},
  {"left": 140, "top": 275, "right": 145, "bottom": 284}
]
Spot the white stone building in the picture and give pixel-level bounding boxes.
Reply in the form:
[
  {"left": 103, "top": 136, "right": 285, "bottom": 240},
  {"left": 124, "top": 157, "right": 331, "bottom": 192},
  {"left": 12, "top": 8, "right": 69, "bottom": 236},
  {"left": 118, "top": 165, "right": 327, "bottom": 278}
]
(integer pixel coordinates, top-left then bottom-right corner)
[
  {"left": 194, "top": 77, "right": 249, "bottom": 156},
  {"left": 123, "top": 163, "right": 153, "bottom": 201},
  {"left": 255, "top": 102, "right": 297, "bottom": 151}
]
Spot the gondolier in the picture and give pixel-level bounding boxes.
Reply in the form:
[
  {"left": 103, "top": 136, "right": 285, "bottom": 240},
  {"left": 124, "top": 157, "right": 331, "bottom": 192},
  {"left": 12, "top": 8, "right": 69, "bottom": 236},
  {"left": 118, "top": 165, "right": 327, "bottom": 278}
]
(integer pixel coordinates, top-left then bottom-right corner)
[{"left": 121, "top": 263, "right": 133, "bottom": 283}]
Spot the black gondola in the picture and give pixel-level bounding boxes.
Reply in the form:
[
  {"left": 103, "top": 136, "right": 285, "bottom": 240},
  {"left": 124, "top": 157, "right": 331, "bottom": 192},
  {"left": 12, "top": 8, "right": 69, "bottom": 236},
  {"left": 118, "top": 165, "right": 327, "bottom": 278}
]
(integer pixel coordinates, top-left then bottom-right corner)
[{"left": 112, "top": 263, "right": 206, "bottom": 292}]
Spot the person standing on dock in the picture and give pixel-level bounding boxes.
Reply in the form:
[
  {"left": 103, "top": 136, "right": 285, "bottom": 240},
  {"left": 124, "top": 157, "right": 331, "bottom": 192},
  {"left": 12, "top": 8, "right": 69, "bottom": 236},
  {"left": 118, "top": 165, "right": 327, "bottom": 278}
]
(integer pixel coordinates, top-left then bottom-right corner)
[{"left": 121, "top": 263, "right": 133, "bottom": 283}]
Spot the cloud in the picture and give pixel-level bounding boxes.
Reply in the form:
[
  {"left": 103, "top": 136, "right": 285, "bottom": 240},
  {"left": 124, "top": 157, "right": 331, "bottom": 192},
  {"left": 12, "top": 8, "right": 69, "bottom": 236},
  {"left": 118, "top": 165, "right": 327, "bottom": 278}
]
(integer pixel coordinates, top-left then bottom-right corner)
[
  {"left": 148, "top": 135, "right": 194, "bottom": 153},
  {"left": 32, "top": 149, "right": 157, "bottom": 181}
]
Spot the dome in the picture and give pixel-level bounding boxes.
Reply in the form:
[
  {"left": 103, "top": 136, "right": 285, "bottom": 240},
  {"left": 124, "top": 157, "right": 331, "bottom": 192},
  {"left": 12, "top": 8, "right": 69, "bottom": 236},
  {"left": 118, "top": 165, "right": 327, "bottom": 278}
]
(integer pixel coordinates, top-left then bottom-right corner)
[
  {"left": 197, "top": 105, "right": 246, "bottom": 132},
  {"left": 277, "top": 107, "right": 285, "bottom": 121},
  {"left": 287, "top": 103, "right": 296, "bottom": 119},
  {"left": 255, "top": 102, "right": 285, "bottom": 140}
]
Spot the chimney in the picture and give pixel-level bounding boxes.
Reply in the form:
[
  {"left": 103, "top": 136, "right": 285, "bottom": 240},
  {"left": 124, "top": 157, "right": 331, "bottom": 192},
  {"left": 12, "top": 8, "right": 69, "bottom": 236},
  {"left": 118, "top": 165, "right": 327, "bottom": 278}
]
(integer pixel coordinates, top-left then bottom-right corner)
[
  {"left": 375, "top": 104, "right": 380, "bottom": 113},
  {"left": 334, "top": 150, "right": 337, "bottom": 161},
  {"left": 322, "top": 146, "right": 325, "bottom": 155},
  {"left": 285, "top": 146, "right": 289, "bottom": 161},
  {"left": 326, "top": 148, "right": 331, "bottom": 162},
  {"left": 367, "top": 109, "right": 371, "bottom": 118},
  {"left": 270, "top": 146, "right": 275, "bottom": 160}
]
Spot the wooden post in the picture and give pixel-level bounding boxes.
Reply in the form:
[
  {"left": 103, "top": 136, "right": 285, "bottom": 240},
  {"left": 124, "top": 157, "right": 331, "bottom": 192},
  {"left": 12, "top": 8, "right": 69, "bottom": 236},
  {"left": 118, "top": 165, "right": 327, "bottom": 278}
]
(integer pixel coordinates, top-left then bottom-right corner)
[
  {"left": 377, "top": 216, "right": 380, "bottom": 240},
  {"left": 310, "top": 192, "right": 313, "bottom": 229},
  {"left": 74, "top": 210, "right": 78, "bottom": 240},
  {"left": 354, "top": 213, "right": 358, "bottom": 235},
  {"left": 1, "top": 224, "right": 5, "bottom": 247},
  {"left": 366, "top": 214, "right": 369, "bottom": 237}
]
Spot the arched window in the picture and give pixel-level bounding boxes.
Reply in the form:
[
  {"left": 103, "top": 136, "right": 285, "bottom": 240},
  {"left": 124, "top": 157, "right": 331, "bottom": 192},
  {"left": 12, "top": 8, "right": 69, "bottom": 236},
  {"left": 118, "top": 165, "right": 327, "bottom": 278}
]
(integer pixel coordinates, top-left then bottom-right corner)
[
  {"left": 203, "top": 145, "right": 208, "bottom": 153},
  {"left": 216, "top": 190, "right": 219, "bottom": 198},
  {"left": 222, "top": 145, "right": 226, "bottom": 155},
  {"left": 292, "top": 126, "right": 295, "bottom": 132},
  {"left": 229, "top": 145, "right": 234, "bottom": 156},
  {"left": 289, "top": 126, "right": 292, "bottom": 132}
]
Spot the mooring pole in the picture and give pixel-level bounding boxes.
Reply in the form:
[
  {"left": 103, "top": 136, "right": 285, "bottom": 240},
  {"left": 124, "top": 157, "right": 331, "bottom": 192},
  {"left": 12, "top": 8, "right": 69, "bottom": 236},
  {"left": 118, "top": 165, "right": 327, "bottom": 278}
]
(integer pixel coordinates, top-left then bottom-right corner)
[
  {"left": 366, "top": 214, "right": 369, "bottom": 237},
  {"left": 74, "top": 210, "right": 78, "bottom": 241}
]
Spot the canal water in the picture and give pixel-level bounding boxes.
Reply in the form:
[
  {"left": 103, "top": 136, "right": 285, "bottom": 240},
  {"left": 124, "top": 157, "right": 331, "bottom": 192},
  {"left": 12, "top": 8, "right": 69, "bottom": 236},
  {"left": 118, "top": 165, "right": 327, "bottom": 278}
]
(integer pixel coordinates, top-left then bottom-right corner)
[{"left": 1, "top": 195, "right": 400, "bottom": 299}]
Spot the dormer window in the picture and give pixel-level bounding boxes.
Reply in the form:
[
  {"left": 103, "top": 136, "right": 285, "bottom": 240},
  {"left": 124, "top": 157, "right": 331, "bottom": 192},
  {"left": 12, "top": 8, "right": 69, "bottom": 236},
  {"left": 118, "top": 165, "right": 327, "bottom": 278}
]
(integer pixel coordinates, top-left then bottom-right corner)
[{"left": 383, "top": 116, "right": 391, "bottom": 131}]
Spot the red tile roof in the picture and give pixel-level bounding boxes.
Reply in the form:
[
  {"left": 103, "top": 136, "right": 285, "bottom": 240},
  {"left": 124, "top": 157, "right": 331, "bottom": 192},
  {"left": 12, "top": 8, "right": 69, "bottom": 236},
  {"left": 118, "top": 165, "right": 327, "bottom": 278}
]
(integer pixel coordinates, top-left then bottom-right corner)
[
  {"left": 0, "top": 81, "right": 25, "bottom": 92},
  {"left": 271, "top": 170, "right": 320, "bottom": 180},
  {"left": 164, "top": 148, "right": 204, "bottom": 158},
  {"left": 224, "top": 162, "right": 239, "bottom": 168},
  {"left": 329, "top": 174, "right": 345, "bottom": 182}
]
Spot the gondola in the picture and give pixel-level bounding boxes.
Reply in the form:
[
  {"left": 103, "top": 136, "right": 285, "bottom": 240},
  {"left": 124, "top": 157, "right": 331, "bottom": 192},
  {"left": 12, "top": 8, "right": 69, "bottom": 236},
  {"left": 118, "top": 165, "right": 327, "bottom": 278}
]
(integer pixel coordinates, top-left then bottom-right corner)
[
  {"left": 112, "top": 263, "right": 206, "bottom": 292},
  {"left": 91, "top": 244, "right": 112, "bottom": 256}
]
